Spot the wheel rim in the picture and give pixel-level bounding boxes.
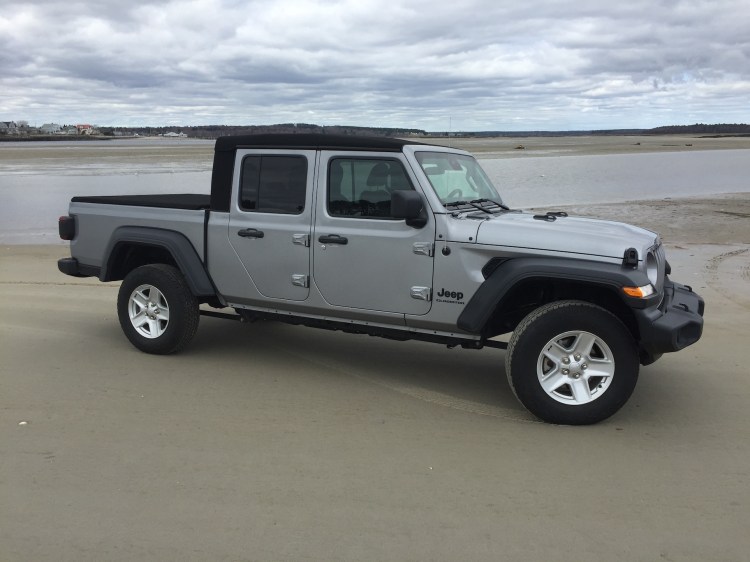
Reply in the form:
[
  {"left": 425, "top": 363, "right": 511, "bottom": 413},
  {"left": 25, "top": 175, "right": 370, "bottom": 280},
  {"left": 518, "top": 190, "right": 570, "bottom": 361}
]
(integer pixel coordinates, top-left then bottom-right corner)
[
  {"left": 128, "top": 284, "right": 170, "bottom": 339},
  {"left": 537, "top": 330, "right": 615, "bottom": 405}
]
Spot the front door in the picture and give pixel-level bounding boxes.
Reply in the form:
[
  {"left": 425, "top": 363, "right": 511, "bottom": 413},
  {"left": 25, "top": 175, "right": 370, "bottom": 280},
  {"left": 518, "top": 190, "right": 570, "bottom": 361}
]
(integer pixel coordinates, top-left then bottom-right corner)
[
  {"left": 313, "top": 152, "right": 435, "bottom": 315},
  {"left": 228, "top": 150, "right": 315, "bottom": 301}
]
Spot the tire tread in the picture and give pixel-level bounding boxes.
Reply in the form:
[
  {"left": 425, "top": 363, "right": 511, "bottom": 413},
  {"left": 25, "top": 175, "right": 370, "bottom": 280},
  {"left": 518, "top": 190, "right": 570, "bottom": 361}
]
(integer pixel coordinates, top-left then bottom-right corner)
[
  {"left": 505, "top": 300, "right": 638, "bottom": 424},
  {"left": 117, "top": 264, "right": 199, "bottom": 354}
]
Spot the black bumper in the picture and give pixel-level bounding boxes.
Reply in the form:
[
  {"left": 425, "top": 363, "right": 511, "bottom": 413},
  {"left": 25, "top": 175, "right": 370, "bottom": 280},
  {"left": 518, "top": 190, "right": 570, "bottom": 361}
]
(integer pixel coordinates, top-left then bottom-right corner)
[
  {"left": 636, "top": 279, "right": 705, "bottom": 360},
  {"left": 57, "top": 257, "right": 100, "bottom": 278}
]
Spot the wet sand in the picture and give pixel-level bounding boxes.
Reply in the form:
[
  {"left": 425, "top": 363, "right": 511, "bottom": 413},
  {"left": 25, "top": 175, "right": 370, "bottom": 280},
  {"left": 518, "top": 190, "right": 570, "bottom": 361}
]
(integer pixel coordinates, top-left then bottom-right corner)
[
  {"left": 534, "top": 191, "right": 750, "bottom": 245},
  {"left": 0, "top": 140, "right": 214, "bottom": 166},
  {"left": 1, "top": 192, "right": 749, "bottom": 560}
]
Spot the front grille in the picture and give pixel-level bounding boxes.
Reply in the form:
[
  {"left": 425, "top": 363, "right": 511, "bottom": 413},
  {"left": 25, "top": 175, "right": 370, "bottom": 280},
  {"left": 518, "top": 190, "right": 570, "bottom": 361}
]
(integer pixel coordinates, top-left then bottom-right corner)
[{"left": 654, "top": 243, "right": 666, "bottom": 293}]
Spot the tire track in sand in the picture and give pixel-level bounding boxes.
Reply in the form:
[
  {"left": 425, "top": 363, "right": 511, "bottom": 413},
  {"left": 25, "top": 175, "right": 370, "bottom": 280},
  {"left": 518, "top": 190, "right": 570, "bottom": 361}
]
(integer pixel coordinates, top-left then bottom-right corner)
[{"left": 705, "top": 247, "right": 750, "bottom": 309}]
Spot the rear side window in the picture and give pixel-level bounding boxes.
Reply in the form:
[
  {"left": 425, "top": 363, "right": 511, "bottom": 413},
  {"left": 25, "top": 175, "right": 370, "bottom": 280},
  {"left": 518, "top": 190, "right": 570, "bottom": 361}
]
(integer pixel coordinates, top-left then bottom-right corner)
[
  {"left": 328, "top": 158, "right": 413, "bottom": 218},
  {"left": 240, "top": 155, "right": 307, "bottom": 214}
]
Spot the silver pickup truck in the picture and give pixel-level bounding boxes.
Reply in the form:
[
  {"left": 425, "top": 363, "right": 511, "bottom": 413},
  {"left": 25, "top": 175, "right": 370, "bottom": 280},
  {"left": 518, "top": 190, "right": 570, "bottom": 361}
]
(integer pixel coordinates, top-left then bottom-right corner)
[{"left": 58, "top": 134, "right": 704, "bottom": 424}]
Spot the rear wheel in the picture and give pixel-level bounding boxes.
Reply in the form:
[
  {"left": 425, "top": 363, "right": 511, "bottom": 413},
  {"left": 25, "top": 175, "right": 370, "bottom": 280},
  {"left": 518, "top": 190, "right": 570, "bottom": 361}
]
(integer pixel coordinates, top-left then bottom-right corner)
[
  {"left": 505, "top": 300, "right": 639, "bottom": 425},
  {"left": 117, "top": 264, "right": 199, "bottom": 354}
]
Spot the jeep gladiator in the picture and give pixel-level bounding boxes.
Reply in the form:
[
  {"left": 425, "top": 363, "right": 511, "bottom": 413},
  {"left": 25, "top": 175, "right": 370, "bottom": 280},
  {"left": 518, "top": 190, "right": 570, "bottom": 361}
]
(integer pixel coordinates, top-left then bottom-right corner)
[{"left": 58, "top": 134, "right": 704, "bottom": 424}]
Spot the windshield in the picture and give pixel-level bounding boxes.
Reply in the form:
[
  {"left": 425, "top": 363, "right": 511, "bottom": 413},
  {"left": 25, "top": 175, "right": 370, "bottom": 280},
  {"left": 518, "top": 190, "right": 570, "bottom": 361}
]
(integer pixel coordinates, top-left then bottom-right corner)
[{"left": 415, "top": 151, "right": 503, "bottom": 206}]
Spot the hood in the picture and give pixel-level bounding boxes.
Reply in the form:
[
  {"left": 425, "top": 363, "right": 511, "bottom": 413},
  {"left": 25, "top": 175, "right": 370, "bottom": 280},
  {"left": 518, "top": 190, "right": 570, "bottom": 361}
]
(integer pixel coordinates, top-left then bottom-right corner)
[{"left": 475, "top": 211, "right": 658, "bottom": 260}]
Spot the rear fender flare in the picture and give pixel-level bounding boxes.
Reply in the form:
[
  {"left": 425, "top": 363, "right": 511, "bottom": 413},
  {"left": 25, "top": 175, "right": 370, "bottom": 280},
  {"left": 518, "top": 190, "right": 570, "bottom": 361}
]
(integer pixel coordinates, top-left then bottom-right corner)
[{"left": 101, "top": 226, "right": 215, "bottom": 297}]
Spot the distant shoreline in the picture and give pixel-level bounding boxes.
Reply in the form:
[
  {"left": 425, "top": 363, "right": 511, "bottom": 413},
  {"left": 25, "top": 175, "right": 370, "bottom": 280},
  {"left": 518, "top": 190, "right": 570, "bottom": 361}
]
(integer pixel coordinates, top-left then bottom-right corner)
[
  {"left": 0, "top": 135, "right": 117, "bottom": 142},
  {"left": 3, "top": 132, "right": 750, "bottom": 141}
]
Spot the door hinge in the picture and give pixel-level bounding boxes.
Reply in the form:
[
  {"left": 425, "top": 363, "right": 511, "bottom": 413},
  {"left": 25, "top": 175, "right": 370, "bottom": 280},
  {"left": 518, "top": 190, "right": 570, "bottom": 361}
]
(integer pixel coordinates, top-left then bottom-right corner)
[
  {"left": 412, "top": 242, "right": 434, "bottom": 257},
  {"left": 291, "top": 274, "right": 309, "bottom": 288},
  {"left": 410, "top": 286, "right": 432, "bottom": 301},
  {"left": 293, "top": 234, "right": 310, "bottom": 247}
]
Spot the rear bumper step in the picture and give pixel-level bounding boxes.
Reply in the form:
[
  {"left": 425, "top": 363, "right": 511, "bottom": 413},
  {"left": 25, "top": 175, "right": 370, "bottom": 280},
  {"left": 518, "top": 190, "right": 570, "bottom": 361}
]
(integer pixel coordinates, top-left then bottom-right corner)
[{"left": 57, "top": 257, "right": 100, "bottom": 278}]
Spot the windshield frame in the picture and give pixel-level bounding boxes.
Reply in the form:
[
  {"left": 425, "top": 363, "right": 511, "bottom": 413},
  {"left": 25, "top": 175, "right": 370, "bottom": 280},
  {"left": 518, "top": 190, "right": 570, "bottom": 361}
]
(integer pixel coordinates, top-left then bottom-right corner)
[{"left": 414, "top": 150, "right": 503, "bottom": 208}]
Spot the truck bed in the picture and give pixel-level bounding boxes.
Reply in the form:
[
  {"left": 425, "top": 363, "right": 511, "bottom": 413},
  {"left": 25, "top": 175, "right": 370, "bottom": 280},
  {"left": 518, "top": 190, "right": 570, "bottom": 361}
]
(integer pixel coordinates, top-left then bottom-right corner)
[{"left": 71, "top": 194, "right": 211, "bottom": 210}]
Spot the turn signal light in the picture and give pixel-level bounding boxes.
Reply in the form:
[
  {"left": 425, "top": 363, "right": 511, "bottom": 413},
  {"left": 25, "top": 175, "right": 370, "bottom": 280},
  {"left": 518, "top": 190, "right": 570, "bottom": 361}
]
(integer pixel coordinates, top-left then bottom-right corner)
[{"left": 622, "top": 284, "right": 655, "bottom": 298}]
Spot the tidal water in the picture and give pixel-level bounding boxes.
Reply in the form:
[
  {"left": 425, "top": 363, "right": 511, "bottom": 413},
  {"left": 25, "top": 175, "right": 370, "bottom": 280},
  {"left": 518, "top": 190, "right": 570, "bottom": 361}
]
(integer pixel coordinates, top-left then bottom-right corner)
[
  {"left": 482, "top": 149, "right": 750, "bottom": 208},
  {"left": 1, "top": 141, "right": 748, "bottom": 244}
]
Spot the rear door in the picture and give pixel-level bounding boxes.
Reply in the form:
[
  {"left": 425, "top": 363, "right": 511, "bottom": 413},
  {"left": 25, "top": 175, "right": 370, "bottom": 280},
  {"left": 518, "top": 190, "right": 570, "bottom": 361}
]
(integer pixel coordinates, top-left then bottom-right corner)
[
  {"left": 312, "top": 152, "right": 435, "bottom": 315},
  {"left": 228, "top": 150, "right": 315, "bottom": 301}
]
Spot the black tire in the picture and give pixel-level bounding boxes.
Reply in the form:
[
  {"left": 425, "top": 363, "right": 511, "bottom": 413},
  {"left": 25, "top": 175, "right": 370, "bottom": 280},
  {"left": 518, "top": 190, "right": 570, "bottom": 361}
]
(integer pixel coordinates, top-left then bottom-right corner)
[
  {"left": 505, "top": 300, "right": 639, "bottom": 425},
  {"left": 117, "top": 264, "right": 199, "bottom": 354}
]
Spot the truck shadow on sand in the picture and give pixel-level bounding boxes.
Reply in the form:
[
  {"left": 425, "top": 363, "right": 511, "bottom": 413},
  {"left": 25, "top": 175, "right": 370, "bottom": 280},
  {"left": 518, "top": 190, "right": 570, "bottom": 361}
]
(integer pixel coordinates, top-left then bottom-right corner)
[
  {"left": 185, "top": 315, "right": 709, "bottom": 426},
  {"left": 191, "top": 317, "right": 540, "bottom": 422}
]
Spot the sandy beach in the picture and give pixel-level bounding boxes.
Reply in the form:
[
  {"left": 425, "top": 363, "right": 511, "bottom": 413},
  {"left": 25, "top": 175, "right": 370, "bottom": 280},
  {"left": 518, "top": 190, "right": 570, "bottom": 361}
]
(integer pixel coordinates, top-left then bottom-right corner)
[{"left": 1, "top": 140, "right": 749, "bottom": 560}]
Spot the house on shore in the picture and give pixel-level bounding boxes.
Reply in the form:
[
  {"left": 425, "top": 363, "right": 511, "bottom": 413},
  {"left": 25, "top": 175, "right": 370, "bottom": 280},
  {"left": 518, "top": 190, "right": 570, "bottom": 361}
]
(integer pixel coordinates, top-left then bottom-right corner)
[
  {"left": 41, "top": 123, "right": 62, "bottom": 134},
  {"left": 0, "top": 121, "right": 18, "bottom": 134}
]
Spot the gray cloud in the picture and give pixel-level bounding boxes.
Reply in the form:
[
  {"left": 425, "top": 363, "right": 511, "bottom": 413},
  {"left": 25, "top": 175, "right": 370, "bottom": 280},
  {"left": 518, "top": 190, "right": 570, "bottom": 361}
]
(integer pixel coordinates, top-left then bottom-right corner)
[{"left": 1, "top": 0, "right": 748, "bottom": 130}]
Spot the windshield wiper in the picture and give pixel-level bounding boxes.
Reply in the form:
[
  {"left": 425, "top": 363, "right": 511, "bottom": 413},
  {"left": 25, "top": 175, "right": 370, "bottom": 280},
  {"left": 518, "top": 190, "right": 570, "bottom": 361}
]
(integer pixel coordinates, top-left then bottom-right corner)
[{"left": 469, "top": 198, "right": 511, "bottom": 211}]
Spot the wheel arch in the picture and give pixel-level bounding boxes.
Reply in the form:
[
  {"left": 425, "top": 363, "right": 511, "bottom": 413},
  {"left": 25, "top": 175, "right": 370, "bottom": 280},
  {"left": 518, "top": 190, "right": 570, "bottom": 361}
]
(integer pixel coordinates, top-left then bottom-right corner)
[
  {"left": 458, "top": 257, "right": 650, "bottom": 341},
  {"left": 101, "top": 226, "right": 216, "bottom": 298}
]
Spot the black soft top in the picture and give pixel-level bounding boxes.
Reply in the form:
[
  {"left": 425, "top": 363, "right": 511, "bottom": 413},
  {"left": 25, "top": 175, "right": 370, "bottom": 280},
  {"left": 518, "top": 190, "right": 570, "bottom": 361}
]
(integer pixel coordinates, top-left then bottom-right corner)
[
  {"left": 214, "top": 133, "right": 426, "bottom": 153},
  {"left": 210, "top": 134, "right": 432, "bottom": 212}
]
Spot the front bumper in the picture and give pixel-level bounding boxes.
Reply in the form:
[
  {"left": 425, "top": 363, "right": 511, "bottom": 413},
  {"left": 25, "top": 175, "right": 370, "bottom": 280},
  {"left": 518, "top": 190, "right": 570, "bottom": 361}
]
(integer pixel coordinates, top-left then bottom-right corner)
[{"left": 635, "top": 278, "right": 705, "bottom": 362}]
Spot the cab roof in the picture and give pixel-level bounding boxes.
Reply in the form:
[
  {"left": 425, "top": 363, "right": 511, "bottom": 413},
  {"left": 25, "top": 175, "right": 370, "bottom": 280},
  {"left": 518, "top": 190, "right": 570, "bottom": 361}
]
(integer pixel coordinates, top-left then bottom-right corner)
[{"left": 214, "top": 133, "right": 430, "bottom": 153}]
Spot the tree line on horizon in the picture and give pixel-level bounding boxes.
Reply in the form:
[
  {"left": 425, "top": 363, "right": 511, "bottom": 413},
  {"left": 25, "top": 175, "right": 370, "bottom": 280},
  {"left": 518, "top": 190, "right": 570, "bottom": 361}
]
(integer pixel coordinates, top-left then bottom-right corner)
[
  {"left": 4, "top": 121, "right": 749, "bottom": 140},
  {"left": 99, "top": 122, "right": 749, "bottom": 139},
  {"left": 99, "top": 122, "right": 428, "bottom": 139}
]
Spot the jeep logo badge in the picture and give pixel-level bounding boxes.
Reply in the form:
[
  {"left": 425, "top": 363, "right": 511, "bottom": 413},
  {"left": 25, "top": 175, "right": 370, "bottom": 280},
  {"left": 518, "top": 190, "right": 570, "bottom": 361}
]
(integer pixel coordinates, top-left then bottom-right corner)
[{"left": 436, "top": 288, "right": 464, "bottom": 304}]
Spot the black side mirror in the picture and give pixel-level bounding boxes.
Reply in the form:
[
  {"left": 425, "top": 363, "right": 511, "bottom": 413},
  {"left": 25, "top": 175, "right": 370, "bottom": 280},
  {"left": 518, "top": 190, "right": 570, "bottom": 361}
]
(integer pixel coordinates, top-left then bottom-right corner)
[{"left": 391, "top": 190, "right": 427, "bottom": 228}]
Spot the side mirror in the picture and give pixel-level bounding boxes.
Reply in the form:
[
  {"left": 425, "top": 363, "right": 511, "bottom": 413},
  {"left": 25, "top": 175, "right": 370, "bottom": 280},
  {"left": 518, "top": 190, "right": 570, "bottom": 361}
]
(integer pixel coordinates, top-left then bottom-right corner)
[{"left": 391, "top": 190, "right": 427, "bottom": 228}]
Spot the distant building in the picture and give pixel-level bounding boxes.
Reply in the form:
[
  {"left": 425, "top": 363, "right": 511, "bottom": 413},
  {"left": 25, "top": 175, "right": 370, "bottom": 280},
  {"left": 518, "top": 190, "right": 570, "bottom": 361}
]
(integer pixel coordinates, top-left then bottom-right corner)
[
  {"left": 41, "top": 123, "right": 62, "bottom": 134},
  {"left": 162, "top": 131, "right": 187, "bottom": 137},
  {"left": 76, "top": 124, "right": 96, "bottom": 135},
  {"left": 0, "top": 121, "right": 18, "bottom": 134}
]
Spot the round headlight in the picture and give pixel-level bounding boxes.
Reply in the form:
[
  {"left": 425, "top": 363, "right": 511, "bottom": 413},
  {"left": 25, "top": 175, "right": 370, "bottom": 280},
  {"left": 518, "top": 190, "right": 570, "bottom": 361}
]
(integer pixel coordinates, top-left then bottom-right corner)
[{"left": 646, "top": 251, "right": 658, "bottom": 285}]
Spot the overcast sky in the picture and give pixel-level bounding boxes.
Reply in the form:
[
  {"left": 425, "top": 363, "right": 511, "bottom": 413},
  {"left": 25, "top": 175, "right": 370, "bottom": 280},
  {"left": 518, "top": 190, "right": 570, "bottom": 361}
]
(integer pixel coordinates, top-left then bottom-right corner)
[{"left": 1, "top": 0, "right": 748, "bottom": 131}]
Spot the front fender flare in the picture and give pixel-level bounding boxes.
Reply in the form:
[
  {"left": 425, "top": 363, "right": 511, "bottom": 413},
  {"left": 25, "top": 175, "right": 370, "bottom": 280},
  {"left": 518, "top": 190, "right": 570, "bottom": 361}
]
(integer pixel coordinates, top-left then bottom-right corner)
[{"left": 456, "top": 257, "right": 652, "bottom": 334}]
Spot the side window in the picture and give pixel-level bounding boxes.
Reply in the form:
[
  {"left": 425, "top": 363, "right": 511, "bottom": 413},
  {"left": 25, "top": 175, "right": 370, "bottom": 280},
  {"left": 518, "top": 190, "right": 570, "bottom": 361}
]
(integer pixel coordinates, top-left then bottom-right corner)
[
  {"left": 328, "top": 158, "right": 413, "bottom": 218},
  {"left": 240, "top": 155, "right": 307, "bottom": 214}
]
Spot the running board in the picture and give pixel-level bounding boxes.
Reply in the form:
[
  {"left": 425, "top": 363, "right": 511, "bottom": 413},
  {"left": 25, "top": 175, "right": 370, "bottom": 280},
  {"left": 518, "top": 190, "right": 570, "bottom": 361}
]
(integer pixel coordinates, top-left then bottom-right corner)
[
  {"left": 198, "top": 307, "right": 508, "bottom": 349},
  {"left": 200, "top": 309, "right": 242, "bottom": 321}
]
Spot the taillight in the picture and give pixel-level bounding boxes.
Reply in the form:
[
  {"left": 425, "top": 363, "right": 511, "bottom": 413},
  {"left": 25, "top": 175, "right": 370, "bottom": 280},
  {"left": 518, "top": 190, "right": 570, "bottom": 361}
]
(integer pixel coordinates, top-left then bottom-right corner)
[{"left": 59, "top": 216, "right": 76, "bottom": 240}]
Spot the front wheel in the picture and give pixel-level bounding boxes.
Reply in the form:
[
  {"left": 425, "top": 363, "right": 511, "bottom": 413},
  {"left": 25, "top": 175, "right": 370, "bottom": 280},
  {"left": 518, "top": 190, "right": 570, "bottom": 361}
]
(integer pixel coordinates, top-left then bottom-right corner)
[
  {"left": 117, "top": 264, "right": 199, "bottom": 354},
  {"left": 505, "top": 300, "right": 639, "bottom": 425}
]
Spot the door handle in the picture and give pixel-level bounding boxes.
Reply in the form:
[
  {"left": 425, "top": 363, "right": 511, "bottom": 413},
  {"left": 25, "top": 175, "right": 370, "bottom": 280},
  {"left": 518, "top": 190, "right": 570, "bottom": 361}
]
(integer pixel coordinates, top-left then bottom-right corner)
[
  {"left": 318, "top": 234, "right": 348, "bottom": 245},
  {"left": 238, "top": 228, "right": 264, "bottom": 239}
]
